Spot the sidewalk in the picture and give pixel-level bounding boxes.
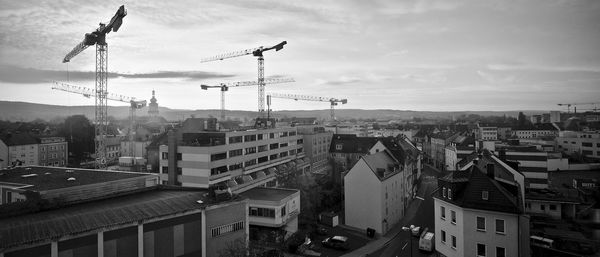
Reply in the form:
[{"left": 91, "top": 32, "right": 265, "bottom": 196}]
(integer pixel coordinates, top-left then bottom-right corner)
[{"left": 340, "top": 165, "right": 442, "bottom": 257}]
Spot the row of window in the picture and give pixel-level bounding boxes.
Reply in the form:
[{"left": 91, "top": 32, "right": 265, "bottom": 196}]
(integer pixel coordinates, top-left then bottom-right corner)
[
  {"left": 249, "top": 207, "right": 275, "bottom": 218},
  {"left": 40, "top": 145, "right": 66, "bottom": 152},
  {"left": 228, "top": 131, "right": 297, "bottom": 144},
  {"left": 440, "top": 206, "right": 456, "bottom": 224},
  {"left": 440, "top": 230, "right": 506, "bottom": 257},
  {"left": 211, "top": 221, "right": 245, "bottom": 238},
  {"left": 476, "top": 216, "right": 505, "bottom": 234}
]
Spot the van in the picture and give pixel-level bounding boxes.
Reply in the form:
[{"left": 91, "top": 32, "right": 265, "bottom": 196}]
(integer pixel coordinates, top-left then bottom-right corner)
[
  {"left": 418, "top": 232, "right": 435, "bottom": 252},
  {"left": 530, "top": 235, "right": 553, "bottom": 248}
]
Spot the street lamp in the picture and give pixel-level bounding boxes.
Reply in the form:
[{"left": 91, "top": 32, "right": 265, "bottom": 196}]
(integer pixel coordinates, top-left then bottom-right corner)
[{"left": 401, "top": 225, "right": 415, "bottom": 257}]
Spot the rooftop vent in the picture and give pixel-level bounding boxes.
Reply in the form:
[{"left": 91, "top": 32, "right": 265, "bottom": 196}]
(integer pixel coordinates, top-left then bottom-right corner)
[
  {"left": 21, "top": 174, "right": 38, "bottom": 178},
  {"left": 67, "top": 177, "right": 76, "bottom": 181},
  {"left": 196, "top": 200, "right": 204, "bottom": 204},
  {"left": 66, "top": 170, "right": 74, "bottom": 173}
]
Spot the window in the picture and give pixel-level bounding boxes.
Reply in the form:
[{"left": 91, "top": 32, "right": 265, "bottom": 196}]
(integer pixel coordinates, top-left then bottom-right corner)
[
  {"left": 495, "top": 219, "right": 505, "bottom": 234},
  {"left": 451, "top": 235, "right": 456, "bottom": 248},
  {"left": 279, "top": 151, "right": 288, "bottom": 158},
  {"left": 229, "top": 163, "right": 243, "bottom": 171},
  {"left": 269, "top": 133, "right": 275, "bottom": 139},
  {"left": 441, "top": 230, "right": 446, "bottom": 243},
  {"left": 541, "top": 204, "right": 545, "bottom": 211},
  {"left": 336, "top": 144, "right": 343, "bottom": 150},
  {"left": 582, "top": 142, "right": 593, "bottom": 147},
  {"left": 477, "top": 216, "right": 486, "bottom": 231},
  {"left": 229, "top": 136, "right": 243, "bottom": 144},
  {"left": 211, "top": 221, "right": 245, "bottom": 238},
  {"left": 161, "top": 152, "right": 168, "bottom": 159},
  {"left": 496, "top": 247, "right": 505, "bottom": 257},
  {"left": 211, "top": 152, "right": 227, "bottom": 161},
  {"left": 448, "top": 188, "right": 452, "bottom": 200},
  {"left": 249, "top": 207, "right": 275, "bottom": 218},
  {"left": 549, "top": 204, "right": 557, "bottom": 211},
  {"left": 441, "top": 206, "right": 446, "bottom": 219},
  {"left": 270, "top": 154, "right": 278, "bottom": 160},
  {"left": 176, "top": 153, "right": 182, "bottom": 160},
  {"left": 245, "top": 159, "right": 257, "bottom": 167},
  {"left": 270, "top": 143, "right": 279, "bottom": 150},
  {"left": 161, "top": 166, "right": 168, "bottom": 174},
  {"left": 482, "top": 191, "right": 488, "bottom": 200},
  {"left": 177, "top": 167, "right": 182, "bottom": 175},
  {"left": 451, "top": 210, "right": 456, "bottom": 224},
  {"left": 443, "top": 187, "right": 447, "bottom": 198},
  {"left": 245, "top": 147, "right": 257, "bottom": 155},
  {"left": 229, "top": 149, "right": 243, "bottom": 157},
  {"left": 210, "top": 166, "right": 228, "bottom": 175},
  {"left": 279, "top": 142, "right": 288, "bottom": 148},
  {"left": 289, "top": 131, "right": 296, "bottom": 136},
  {"left": 258, "top": 145, "right": 268, "bottom": 152},
  {"left": 477, "top": 243, "right": 486, "bottom": 257},
  {"left": 257, "top": 134, "right": 264, "bottom": 140},
  {"left": 281, "top": 206, "right": 286, "bottom": 217}
]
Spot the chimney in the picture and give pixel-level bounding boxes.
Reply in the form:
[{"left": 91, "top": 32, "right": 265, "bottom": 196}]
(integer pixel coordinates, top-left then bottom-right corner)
[
  {"left": 376, "top": 168, "right": 386, "bottom": 177},
  {"left": 486, "top": 163, "right": 495, "bottom": 178},
  {"left": 499, "top": 148, "right": 506, "bottom": 161},
  {"left": 473, "top": 158, "right": 479, "bottom": 165}
]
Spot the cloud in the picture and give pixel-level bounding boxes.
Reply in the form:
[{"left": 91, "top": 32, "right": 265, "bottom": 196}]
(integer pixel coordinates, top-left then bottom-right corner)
[
  {"left": 0, "top": 65, "right": 233, "bottom": 84},
  {"left": 315, "top": 76, "right": 362, "bottom": 86}
]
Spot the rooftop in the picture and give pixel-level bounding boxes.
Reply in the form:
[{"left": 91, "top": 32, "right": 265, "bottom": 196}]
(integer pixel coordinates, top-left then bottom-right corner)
[
  {"left": 329, "top": 134, "right": 380, "bottom": 154},
  {"left": 0, "top": 133, "right": 38, "bottom": 146},
  {"left": 0, "top": 166, "right": 152, "bottom": 191},
  {"left": 362, "top": 151, "right": 400, "bottom": 181},
  {"left": 240, "top": 187, "right": 299, "bottom": 202},
  {"left": 0, "top": 187, "right": 229, "bottom": 249}
]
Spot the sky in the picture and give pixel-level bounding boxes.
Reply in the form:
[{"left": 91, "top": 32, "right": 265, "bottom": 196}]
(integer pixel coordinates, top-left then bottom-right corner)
[{"left": 1, "top": 0, "right": 599, "bottom": 112}]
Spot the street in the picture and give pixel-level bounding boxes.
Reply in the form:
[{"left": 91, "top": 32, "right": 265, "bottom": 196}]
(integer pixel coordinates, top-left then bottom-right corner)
[{"left": 370, "top": 165, "right": 442, "bottom": 257}]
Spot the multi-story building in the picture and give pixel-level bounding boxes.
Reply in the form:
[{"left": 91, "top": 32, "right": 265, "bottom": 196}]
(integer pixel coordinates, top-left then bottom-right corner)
[
  {"left": 296, "top": 125, "right": 333, "bottom": 174},
  {"left": 477, "top": 124, "right": 498, "bottom": 141},
  {"left": 511, "top": 124, "right": 558, "bottom": 139},
  {"left": 0, "top": 167, "right": 248, "bottom": 257},
  {"left": 344, "top": 150, "right": 407, "bottom": 235},
  {"left": 329, "top": 134, "right": 381, "bottom": 184},
  {"left": 445, "top": 135, "right": 476, "bottom": 171},
  {"left": 497, "top": 127, "right": 513, "bottom": 141},
  {"left": 158, "top": 118, "right": 307, "bottom": 193},
  {"left": 497, "top": 146, "right": 568, "bottom": 189},
  {"left": 550, "top": 111, "right": 561, "bottom": 123},
  {"left": 38, "top": 137, "right": 68, "bottom": 167},
  {"left": 105, "top": 136, "right": 122, "bottom": 162},
  {"left": 430, "top": 131, "right": 460, "bottom": 171},
  {"left": 435, "top": 150, "right": 530, "bottom": 257},
  {"left": 241, "top": 187, "right": 300, "bottom": 243},
  {"left": 556, "top": 131, "right": 600, "bottom": 159},
  {"left": 0, "top": 133, "right": 39, "bottom": 168}
]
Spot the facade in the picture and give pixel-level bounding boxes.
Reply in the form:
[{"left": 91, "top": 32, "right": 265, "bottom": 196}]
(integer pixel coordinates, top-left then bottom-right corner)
[
  {"left": 148, "top": 90, "right": 160, "bottom": 123},
  {"left": 120, "top": 140, "right": 150, "bottom": 159},
  {"left": 477, "top": 124, "right": 498, "bottom": 141},
  {"left": 104, "top": 136, "right": 122, "bottom": 162},
  {"left": 241, "top": 187, "right": 300, "bottom": 243},
  {"left": 430, "top": 131, "right": 460, "bottom": 171},
  {"left": 344, "top": 151, "right": 407, "bottom": 235},
  {"left": 556, "top": 131, "right": 600, "bottom": 159},
  {"left": 38, "top": 137, "right": 68, "bottom": 167},
  {"left": 296, "top": 125, "right": 333, "bottom": 174},
  {"left": 525, "top": 188, "right": 581, "bottom": 220},
  {"left": 499, "top": 146, "right": 568, "bottom": 189},
  {"left": 550, "top": 111, "right": 561, "bottom": 123},
  {"left": 435, "top": 153, "right": 529, "bottom": 257},
  {"left": 159, "top": 119, "right": 307, "bottom": 193},
  {"left": 329, "top": 134, "right": 380, "bottom": 184}
]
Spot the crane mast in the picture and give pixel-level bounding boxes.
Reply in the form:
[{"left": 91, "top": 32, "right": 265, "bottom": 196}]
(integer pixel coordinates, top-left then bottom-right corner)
[
  {"left": 52, "top": 81, "right": 146, "bottom": 161},
  {"left": 200, "top": 41, "right": 287, "bottom": 116},
  {"left": 62, "top": 5, "right": 126, "bottom": 169},
  {"left": 201, "top": 77, "right": 295, "bottom": 120},
  {"left": 268, "top": 93, "right": 348, "bottom": 121}
]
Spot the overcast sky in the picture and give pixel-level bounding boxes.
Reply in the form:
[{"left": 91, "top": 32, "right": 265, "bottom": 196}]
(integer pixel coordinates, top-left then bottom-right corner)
[{"left": 1, "top": 0, "right": 599, "bottom": 112}]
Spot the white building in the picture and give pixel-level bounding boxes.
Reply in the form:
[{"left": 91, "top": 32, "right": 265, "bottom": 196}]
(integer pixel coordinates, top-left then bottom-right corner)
[
  {"left": 0, "top": 133, "right": 40, "bottom": 168},
  {"left": 435, "top": 152, "right": 530, "bottom": 257},
  {"left": 556, "top": 131, "right": 600, "bottom": 159},
  {"left": 241, "top": 187, "right": 300, "bottom": 242},
  {"left": 477, "top": 124, "right": 498, "bottom": 141},
  {"left": 344, "top": 151, "right": 407, "bottom": 235}
]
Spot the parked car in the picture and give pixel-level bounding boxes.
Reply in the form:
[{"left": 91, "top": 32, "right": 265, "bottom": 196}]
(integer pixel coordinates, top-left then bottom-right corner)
[
  {"left": 321, "top": 236, "right": 350, "bottom": 251},
  {"left": 419, "top": 232, "right": 435, "bottom": 252}
]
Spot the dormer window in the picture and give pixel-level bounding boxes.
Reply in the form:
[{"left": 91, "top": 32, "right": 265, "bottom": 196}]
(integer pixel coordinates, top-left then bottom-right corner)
[
  {"left": 336, "top": 144, "right": 343, "bottom": 150},
  {"left": 448, "top": 189, "right": 452, "bottom": 200},
  {"left": 443, "top": 187, "right": 447, "bottom": 198},
  {"left": 482, "top": 191, "right": 489, "bottom": 200}
]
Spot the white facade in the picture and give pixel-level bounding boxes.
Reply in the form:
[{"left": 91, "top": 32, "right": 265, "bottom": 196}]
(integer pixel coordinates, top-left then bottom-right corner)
[
  {"left": 477, "top": 126, "right": 498, "bottom": 141},
  {"left": 556, "top": 131, "right": 600, "bottom": 158},
  {"left": 245, "top": 188, "right": 300, "bottom": 238},
  {"left": 512, "top": 130, "right": 557, "bottom": 139},
  {"left": 8, "top": 144, "right": 39, "bottom": 167},
  {"left": 435, "top": 199, "right": 521, "bottom": 257}
]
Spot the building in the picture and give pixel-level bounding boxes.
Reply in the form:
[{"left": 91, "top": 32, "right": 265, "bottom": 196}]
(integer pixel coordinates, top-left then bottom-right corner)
[
  {"left": 0, "top": 187, "right": 247, "bottom": 257},
  {"left": 429, "top": 131, "right": 460, "bottom": 170},
  {"left": 148, "top": 89, "right": 160, "bottom": 123},
  {"left": 550, "top": 111, "right": 561, "bottom": 123},
  {"left": 296, "top": 125, "right": 333, "bottom": 174},
  {"left": 477, "top": 124, "right": 498, "bottom": 141},
  {"left": 158, "top": 118, "right": 307, "bottom": 193},
  {"left": 435, "top": 151, "right": 530, "bottom": 257},
  {"left": 498, "top": 146, "right": 568, "bottom": 189},
  {"left": 511, "top": 124, "right": 558, "bottom": 140},
  {"left": 445, "top": 135, "right": 476, "bottom": 171},
  {"left": 0, "top": 166, "right": 158, "bottom": 205},
  {"left": 104, "top": 136, "right": 122, "bottom": 163},
  {"left": 0, "top": 133, "right": 39, "bottom": 168},
  {"left": 329, "top": 134, "right": 381, "bottom": 184},
  {"left": 344, "top": 151, "right": 407, "bottom": 235},
  {"left": 241, "top": 187, "right": 300, "bottom": 243},
  {"left": 556, "top": 131, "right": 600, "bottom": 159},
  {"left": 525, "top": 188, "right": 581, "bottom": 220},
  {"left": 38, "top": 137, "right": 68, "bottom": 167}
]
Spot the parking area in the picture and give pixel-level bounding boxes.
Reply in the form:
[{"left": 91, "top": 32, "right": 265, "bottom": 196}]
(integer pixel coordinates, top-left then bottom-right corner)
[{"left": 292, "top": 225, "right": 373, "bottom": 257}]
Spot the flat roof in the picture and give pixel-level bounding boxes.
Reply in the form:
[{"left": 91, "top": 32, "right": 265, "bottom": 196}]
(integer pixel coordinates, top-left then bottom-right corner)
[
  {"left": 240, "top": 187, "right": 299, "bottom": 202},
  {"left": 0, "top": 187, "right": 227, "bottom": 249},
  {"left": 0, "top": 166, "right": 153, "bottom": 191}
]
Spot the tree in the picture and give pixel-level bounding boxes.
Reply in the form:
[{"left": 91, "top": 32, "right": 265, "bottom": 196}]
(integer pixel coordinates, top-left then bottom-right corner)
[
  {"left": 218, "top": 238, "right": 264, "bottom": 257},
  {"left": 57, "top": 115, "right": 95, "bottom": 164}
]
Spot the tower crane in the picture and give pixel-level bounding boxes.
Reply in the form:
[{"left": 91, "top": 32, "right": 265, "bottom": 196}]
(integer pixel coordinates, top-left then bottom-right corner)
[
  {"left": 52, "top": 81, "right": 146, "bottom": 160},
  {"left": 201, "top": 77, "right": 295, "bottom": 120},
  {"left": 62, "top": 5, "right": 127, "bottom": 169},
  {"left": 200, "top": 41, "right": 287, "bottom": 116},
  {"left": 557, "top": 102, "right": 600, "bottom": 113},
  {"left": 268, "top": 93, "right": 348, "bottom": 121}
]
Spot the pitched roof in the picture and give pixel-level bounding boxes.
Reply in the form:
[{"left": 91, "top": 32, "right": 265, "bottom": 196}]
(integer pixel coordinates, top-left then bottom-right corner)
[
  {"left": 329, "top": 134, "right": 380, "bottom": 153},
  {"left": 0, "top": 187, "right": 236, "bottom": 249},
  {"left": 0, "top": 133, "right": 38, "bottom": 146},
  {"left": 361, "top": 151, "right": 400, "bottom": 181}
]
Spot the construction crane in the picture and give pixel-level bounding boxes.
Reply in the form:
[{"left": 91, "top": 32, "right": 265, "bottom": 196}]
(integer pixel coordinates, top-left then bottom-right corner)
[
  {"left": 200, "top": 41, "right": 287, "bottom": 116},
  {"left": 558, "top": 102, "right": 600, "bottom": 113},
  {"left": 268, "top": 93, "right": 348, "bottom": 121},
  {"left": 62, "top": 5, "right": 126, "bottom": 169},
  {"left": 52, "top": 81, "right": 146, "bottom": 160},
  {"left": 201, "top": 77, "right": 295, "bottom": 120}
]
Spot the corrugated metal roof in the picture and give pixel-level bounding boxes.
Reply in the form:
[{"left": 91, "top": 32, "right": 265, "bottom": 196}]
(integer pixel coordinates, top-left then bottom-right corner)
[{"left": 0, "top": 188, "right": 221, "bottom": 249}]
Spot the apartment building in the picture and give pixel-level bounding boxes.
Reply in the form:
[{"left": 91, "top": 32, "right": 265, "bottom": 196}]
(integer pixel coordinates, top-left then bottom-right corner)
[
  {"left": 512, "top": 124, "right": 558, "bottom": 139},
  {"left": 435, "top": 155, "right": 530, "bottom": 257},
  {"left": 429, "top": 131, "right": 460, "bottom": 171},
  {"left": 329, "top": 134, "right": 380, "bottom": 184},
  {"left": 498, "top": 146, "right": 568, "bottom": 189},
  {"left": 296, "top": 125, "right": 333, "bottom": 174},
  {"left": 477, "top": 124, "right": 498, "bottom": 141},
  {"left": 241, "top": 187, "right": 300, "bottom": 243},
  {"left": 159, "top": 118, "right": 306, "bottom": 193},
  {"left": 344, "top": 151, "right": 407, "bottom": 235},
  {"left": 556, "top": 131, "right": 600, "bottom": 159},
  {"left": 38, "top": 137, "right": 68, "bottom": 167}
]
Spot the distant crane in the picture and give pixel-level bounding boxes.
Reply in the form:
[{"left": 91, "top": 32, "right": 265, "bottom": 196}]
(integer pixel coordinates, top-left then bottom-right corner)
[
  {"left": 62, "top": 5, "right": 127, "bottom": 169},
  {"left": 268, "top": 93, "right": 348, "bottom": 121},
  {"left": 200, "top": 41, "right": 287, "bottom": 116},
  {"left": 557, "top": 102, "right": 600, "bottom": 113},
  {"left": 52, "top": 81, "right": 146, "bottom": 159},
  {"left": 201, "top": 77, "right": 295, "bottom": 120}
]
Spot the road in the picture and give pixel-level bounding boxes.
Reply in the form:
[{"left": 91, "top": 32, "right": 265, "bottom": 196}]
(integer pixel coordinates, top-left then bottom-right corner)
[{"left": 370, "top": 165, "right": 442, "bottom": 257}]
